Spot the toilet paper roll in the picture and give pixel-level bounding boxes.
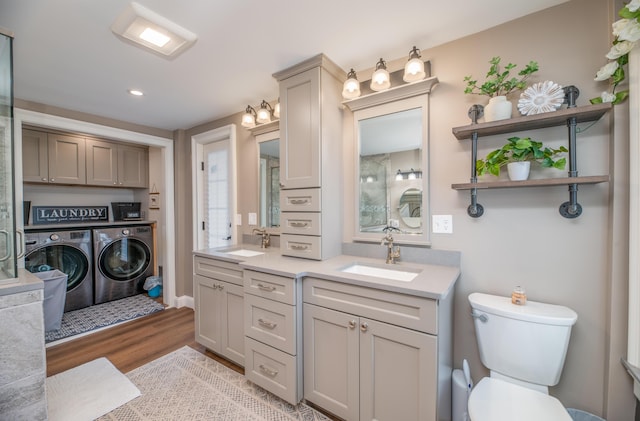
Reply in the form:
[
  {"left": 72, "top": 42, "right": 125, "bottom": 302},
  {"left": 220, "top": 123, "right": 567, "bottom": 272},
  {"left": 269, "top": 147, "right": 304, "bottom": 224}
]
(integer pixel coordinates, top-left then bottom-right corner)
[{"left": 452, "top": 369, "right": 469, "bottom": 421}]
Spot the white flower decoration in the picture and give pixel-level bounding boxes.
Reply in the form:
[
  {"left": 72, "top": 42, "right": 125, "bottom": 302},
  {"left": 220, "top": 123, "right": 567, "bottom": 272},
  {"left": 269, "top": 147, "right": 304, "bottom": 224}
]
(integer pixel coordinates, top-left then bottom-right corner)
[
  {"left": 628, "top": 0, "right": 640, "bottom": 12},
  {"left": 600, "top": 92, "right": 616, "bottom": 103},
  {"left": 613, "top": 18, "right": 640, "bottom": 42},
  {"left": 607, "top": 40, "right": 636, "bottom": 59},
  {"left": 595, "top": 61, "right": 619, "bottom": 81},
  {"left": 517, "top": 81, "right": 565, "bottom": 116}
]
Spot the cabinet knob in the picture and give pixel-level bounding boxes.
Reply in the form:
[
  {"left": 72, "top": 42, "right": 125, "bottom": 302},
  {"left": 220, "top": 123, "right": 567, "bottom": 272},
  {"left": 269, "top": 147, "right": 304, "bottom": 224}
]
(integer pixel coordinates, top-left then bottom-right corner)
[
  {"left": 279, "top": 183, "right": 285, "bottom": 188},
  {"left": 41, "top": 177, "right": 47, "bottom": 181},
  {"left": 360, "top": 322, "right": 368, "bottom": 332},
  {"left": 50, "top": 178, "right": 55, "bottom": 182},
  {"left": 348, "top": 320, "right": 356, "bottom": 329}
]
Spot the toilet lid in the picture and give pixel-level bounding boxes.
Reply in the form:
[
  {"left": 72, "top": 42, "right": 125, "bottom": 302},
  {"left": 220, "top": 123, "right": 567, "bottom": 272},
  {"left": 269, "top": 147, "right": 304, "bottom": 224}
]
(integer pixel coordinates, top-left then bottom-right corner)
[{"left": 469, "top": 378, "right": 571, "bottom": 421}]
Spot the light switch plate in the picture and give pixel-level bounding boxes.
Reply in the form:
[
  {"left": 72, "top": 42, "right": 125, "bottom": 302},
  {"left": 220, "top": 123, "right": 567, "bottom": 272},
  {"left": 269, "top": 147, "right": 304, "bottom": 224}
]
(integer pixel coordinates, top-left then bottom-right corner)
[
  {"left": 236, "top": 213, "right": 242, "bottom": 226},
  {"left": 432, "top": 215, "right": 453, "bottom": 234},
  {"left": 248, "top": 212, "right": 257, "bottom": 226}
]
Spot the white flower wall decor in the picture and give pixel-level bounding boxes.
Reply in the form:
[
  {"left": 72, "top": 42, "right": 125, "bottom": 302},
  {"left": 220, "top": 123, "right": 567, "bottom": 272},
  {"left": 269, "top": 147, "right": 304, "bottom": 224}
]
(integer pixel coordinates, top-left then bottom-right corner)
[{"left": 518, "top": 81, "right": 565, "bottom": 116}]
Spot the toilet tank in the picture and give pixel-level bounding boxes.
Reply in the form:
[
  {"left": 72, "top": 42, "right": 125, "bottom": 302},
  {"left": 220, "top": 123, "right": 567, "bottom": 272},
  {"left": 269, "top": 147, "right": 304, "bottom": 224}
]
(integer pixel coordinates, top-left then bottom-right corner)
[{"left": 469, "top": 292, "right": 578, "bottom": 386}]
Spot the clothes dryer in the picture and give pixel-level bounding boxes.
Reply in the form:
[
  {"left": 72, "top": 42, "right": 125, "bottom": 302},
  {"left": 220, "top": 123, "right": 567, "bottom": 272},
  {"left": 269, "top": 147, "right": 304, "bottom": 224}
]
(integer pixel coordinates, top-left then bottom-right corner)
[
  {"left": 93, "top": 225, "right": 154, "bottom": 304},
  {"left": 25, "top": 229, "right": 93, "bottom": 312}
]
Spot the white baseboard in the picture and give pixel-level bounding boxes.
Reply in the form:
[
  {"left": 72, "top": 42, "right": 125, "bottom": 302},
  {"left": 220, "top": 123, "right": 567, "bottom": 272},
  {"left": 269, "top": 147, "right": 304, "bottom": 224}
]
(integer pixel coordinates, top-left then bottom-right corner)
[{"left": 174, "top": 295, "right": 194, "bottom": 309}]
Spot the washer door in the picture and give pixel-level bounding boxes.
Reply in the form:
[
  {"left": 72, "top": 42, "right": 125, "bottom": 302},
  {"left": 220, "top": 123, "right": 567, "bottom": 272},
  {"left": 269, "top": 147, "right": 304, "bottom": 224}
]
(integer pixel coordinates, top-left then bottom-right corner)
[
  {"left": 98, "top": 238, "right": 151, "bottom": 281},
  {"left": 25, "top": 245, "right": 90, "bottom": 291}
]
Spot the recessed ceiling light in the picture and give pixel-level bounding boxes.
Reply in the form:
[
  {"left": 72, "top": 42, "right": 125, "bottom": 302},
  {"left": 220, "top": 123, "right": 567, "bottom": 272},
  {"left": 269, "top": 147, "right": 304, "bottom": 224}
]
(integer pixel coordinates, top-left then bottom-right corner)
[
  {"left": 128, "top": 89, "right": 144, "bottom": 96},
  {"left": 111, "top": 2, "right": 197, "bottom": 59}
]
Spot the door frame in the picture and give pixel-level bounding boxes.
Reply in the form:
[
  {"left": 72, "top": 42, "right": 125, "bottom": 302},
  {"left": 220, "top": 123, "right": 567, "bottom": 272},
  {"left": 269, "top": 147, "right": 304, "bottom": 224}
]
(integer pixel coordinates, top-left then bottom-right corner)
[
  {"left": 191, "top": 124, "right": 237, "bottom": 250},
  {"left": 13, "top": 108, "right": 178, "bottom": 308}
]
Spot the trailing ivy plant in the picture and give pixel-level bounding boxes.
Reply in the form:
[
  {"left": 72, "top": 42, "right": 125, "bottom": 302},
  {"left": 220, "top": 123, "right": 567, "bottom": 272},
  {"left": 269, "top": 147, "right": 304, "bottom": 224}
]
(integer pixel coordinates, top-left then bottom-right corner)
[
  {"left": 464, "top": 56, "right": 539, "bottom": 98},
  {"left": 476, "top": 136, "right": 568, "bottom": 177}
]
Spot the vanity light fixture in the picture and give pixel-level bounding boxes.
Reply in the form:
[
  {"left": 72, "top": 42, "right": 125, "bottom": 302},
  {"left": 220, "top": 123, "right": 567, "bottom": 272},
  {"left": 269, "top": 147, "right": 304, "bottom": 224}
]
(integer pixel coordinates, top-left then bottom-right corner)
[
  {"left": 395, "top": 168, "right": 422, "bottom": 180},
  {"left": 370, "top": 58, "right": 391, "bottom": 92},
  {"left": 342, "top": 68, "right": 361, "bottom": 99},
  {"left": 241, "top": 105, "right": 257, "bottom": 128},
  {"left": 408, "top": 168, "right": 417, "bottom": 180},
  {"left": 403, "top": 46, "right": 426, "bottom": 82},
  {"left": 111, "top": 2, "right": 197, "bottom": 59},
  {"left": 256, "top": 100, "right": 274, "bottom": 124}
]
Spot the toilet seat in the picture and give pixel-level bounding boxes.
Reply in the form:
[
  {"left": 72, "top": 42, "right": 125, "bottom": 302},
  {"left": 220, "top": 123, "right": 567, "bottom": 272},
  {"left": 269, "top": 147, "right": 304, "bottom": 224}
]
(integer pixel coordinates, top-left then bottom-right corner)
[{"left": 468, "top": 377, "right": 571, "bottom": 421}]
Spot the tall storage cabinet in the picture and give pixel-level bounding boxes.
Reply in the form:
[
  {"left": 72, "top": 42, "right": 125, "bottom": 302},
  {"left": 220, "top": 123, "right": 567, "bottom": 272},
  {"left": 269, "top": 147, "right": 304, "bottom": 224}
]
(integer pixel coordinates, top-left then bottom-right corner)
[{"left": 273, "top": 54, "right": 344, "bottom": 260}]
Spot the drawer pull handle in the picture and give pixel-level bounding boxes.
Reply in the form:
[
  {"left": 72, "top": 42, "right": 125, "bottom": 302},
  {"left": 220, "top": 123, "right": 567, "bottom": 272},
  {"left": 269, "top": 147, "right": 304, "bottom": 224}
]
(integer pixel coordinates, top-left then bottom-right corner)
[
  {"left": 259, "top": 364, "right": 278, "bottom": 377},
  {"left": 290, "top": 199, "right": 309, "bottom": 205},
  {"left": 360, "top": 322, "right": 369, "bottom": 333},
  {"left": 291, "top": 244, "right": 309, "bottom": 251},
  {"left": 348, "top": 320, "right": 356, "bottom": 329},
  {"left": 290, "top": 221, "right": 309, "bottom": 228},
  {"left": 217, "top": 284, "right": 224, "bottom": 290},
  {"left": 257, "top": 283, "right": 276, "bottom": 292},
  {"left": 258, "top": 318, "right": 277, "bottom": 329}
]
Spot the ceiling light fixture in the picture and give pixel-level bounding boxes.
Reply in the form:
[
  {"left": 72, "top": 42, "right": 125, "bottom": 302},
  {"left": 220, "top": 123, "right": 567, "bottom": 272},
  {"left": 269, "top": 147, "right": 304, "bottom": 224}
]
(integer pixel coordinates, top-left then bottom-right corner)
[
  {"left": 111, "top": 2, "right": 197, "bottom": 59},
  {"left": 256, "top": 100, "right": 274, "bottom": 124},
  {"left": 370, "top": 58, "right": 391, "bottom": 92},
  {"left": 128, "top": 89, "right": 144, "bottom": 96},
  {"left": 403, "top": 46, "right": 426, "bottom": 83},
  {"left": 241, "top": 105, "right": 257, "bottom": 128},
  {"left": 342, "top": 68, "right": 361, "bottom": 99}
]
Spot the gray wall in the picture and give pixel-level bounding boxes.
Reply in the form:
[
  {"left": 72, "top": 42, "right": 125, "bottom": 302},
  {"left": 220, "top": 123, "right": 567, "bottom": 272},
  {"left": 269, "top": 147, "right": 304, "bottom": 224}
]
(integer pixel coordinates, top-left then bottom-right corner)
[{"left": 174, "top": 0, "right": 635, "bottom": 417}]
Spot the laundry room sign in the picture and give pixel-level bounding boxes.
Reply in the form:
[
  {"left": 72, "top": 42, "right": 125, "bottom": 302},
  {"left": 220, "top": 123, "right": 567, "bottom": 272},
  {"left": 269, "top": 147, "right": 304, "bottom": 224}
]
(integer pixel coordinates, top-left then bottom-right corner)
[{"left": 32, "top": 206, "right": 109, "bottom": 225}]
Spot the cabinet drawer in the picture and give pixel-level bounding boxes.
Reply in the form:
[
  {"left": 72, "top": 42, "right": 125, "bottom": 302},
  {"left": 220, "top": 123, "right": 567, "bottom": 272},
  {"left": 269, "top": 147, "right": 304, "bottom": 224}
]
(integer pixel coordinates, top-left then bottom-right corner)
[
  {"left": 280, "top": 212, "right": 321, "bottom": 236},
  {"left": 245, "top": 337, "right": 300, "bottom": 405},
  {"left": 303, "top": 277, "right": 438, "bottom": 334},
  {"left": 280, "top": 188, "right": 321, "bottom": 212},
  {"left": 245, "top": 294, "right": 296, "bottom": 355},
  {"left": 281, "top": 234, "right": 322, "bottom": 260},
  {"left": 244, "top": 269, "right": 297, "bottom": 305},
  {"left": 194, "top": 255, "right": 243, "bottom": 286}
]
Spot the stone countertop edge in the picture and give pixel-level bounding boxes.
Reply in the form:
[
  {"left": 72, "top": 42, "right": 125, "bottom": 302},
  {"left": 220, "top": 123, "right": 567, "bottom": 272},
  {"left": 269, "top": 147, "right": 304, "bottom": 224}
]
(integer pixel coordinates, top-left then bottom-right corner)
[
  {"left": 194, "top": 245, "right": 460, "bottom": 300},
  {"left": 0, "top": 269, "right": 44, "bottom": 296}
]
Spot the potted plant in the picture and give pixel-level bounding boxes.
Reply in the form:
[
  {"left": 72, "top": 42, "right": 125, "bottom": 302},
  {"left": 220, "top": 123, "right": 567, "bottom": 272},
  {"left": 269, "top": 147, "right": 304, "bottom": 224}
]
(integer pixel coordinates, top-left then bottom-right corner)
[
  {"left": 464, "top": 57, "right": 539, "bottom": 121},
  {"left": 476, "top": 136, "right": 567, "bottom": 181}
]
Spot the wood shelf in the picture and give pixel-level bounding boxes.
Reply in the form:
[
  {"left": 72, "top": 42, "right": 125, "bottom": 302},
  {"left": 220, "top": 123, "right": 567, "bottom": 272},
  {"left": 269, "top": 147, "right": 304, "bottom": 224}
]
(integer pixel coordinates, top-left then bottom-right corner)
[
  {"left": 451, "top": 175, "right": 610, "bottom": 190},
  {"left": 452, "top": 103, "right": 612, "bottom": 140}
]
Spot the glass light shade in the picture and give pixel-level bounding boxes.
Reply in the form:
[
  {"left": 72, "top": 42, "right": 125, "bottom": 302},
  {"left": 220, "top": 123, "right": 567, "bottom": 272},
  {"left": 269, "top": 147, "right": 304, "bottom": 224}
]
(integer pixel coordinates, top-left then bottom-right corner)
[
  {"left": 403, "top": 58, "right": 425, "bottom": 82},
  {"left": 342, "top": 68, "right": 361, "bottom": 99},
  {"left": 395, "top": 170, "right": 403, "bottom": 181},
  {"left": 256, "top": 107, "right": 271, "bottom": 124},
  {"left": 273, "top": 102, "right": 280, "bottom": 118},
  {"left": 370, "top": 59, "right": 390, "bottom": 91},
  {"left": 241, "top": 106, "right": 256, "bottom": 128},
  {"left": 408, "top": 169, "right": 417, "bottom": 180}
]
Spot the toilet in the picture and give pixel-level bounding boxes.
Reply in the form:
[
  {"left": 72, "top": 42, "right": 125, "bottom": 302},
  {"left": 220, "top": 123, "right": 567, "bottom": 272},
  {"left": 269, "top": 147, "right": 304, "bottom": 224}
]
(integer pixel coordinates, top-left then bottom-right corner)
[{"left": 467, "top": 292, "right": 578, "bottom": 421}]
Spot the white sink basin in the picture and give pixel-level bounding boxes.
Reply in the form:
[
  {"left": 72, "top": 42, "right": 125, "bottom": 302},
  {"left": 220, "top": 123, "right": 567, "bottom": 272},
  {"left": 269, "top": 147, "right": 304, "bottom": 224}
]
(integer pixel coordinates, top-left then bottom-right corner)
[
  {"left": 341, "top": 263, "right": 420, "bottom": 282},
  {"left": 223, "top": 249, "right": 264, "bottom": 257}
]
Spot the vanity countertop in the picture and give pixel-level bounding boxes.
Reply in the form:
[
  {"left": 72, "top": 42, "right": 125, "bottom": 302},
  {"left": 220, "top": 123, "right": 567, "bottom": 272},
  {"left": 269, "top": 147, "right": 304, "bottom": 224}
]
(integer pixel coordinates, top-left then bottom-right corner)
[
  {"left": 194, "top": 245, "right": 460, "bottom": 300},
  {"left": 0, "top": 269, "right": 44, "bottom": 297}
]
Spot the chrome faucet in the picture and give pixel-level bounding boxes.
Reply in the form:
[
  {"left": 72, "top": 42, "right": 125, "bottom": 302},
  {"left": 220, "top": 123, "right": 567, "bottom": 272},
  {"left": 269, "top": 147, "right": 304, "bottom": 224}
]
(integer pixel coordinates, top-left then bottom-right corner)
[
  {"left": 381, "top": 226, "right": 401, "bottom": 264},
  {"left": 252, "top": 228, "right": 270, "bottom": 249}
]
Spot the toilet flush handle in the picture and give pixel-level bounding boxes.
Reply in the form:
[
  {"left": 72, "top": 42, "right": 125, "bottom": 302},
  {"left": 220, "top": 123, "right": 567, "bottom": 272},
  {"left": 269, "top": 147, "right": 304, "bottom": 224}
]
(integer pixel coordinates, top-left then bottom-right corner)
[{"left": 471, "top": 310, "right": 488, "bottom": 323}]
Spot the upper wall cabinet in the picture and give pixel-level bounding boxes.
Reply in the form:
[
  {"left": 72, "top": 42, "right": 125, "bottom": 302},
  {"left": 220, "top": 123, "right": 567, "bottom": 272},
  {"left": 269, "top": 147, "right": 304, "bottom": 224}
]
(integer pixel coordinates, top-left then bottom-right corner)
[
  {"left": 23, "top": 129, "right": 86, "bottom": 185},
  {"left": 86, "top": 138, "right": 148, "bottom": 188},
  {"left": 273, "top": 54, "right": 344, "bottom": 260},
  {"left": 23, "top": 128, "right": 148, "bottom": 188}
]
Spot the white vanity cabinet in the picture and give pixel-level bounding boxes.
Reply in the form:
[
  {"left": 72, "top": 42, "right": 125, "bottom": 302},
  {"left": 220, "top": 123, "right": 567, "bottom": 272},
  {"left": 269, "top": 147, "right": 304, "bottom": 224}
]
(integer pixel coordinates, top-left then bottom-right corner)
[
  {"left": 243, "top": 269, "right": 303, "bottom": 405},
  {"left": 273, "top": 54, "right": 344, "bottom": 260},
  {"left": 303, "top": 277, "right": 452, "bottom": 421},
  {"left": 193, "top": 255, "right": 245, "bottom": 366}
]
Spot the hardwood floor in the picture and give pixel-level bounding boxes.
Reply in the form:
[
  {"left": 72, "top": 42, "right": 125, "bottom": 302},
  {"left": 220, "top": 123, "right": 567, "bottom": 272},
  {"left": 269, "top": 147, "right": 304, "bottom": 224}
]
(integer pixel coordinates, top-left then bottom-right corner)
[{"left": 46, "top": 306, "right": 241, "bottom": 377}]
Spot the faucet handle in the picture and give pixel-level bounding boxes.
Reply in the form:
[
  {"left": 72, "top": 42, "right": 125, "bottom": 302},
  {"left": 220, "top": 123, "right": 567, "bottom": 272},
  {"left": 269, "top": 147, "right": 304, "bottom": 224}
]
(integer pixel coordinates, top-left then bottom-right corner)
[{"left": 383, "top": 225, "right": 401, "bottom": 233}]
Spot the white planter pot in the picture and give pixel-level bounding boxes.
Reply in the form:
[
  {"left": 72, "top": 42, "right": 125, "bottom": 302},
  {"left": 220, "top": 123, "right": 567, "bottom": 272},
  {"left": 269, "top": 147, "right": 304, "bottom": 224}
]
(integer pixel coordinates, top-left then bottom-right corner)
[
  {"left": 507, "top": 161, "right": 531, "bottom": 181},
  {"left": 485, "top": 96, "right": 513, "bottom": 122}
]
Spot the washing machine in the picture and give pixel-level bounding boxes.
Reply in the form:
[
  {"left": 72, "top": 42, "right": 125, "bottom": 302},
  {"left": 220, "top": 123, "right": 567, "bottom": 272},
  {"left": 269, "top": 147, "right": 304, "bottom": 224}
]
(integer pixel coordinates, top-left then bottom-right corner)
[
  {"left": 24, "top": 229, "right": 93, "bottom": 312},
  {"left": 93, "top": 225, "right": 154, "bottom": 304}
]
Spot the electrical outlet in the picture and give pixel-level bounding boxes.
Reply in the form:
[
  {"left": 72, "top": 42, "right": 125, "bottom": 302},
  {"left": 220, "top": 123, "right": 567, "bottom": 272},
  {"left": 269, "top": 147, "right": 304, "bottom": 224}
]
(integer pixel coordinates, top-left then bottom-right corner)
[
  {"left": 432, "top": 215, "right": 453, "bottom": 234},
  {"left": 248, "top": 213, "right": 257, "bottom": 226}
]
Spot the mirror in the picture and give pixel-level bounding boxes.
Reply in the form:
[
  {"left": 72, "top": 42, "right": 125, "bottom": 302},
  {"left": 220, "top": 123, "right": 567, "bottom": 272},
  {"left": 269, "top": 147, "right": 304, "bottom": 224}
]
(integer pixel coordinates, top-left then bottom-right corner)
[
  {"left": 354, "top": 95, "right": 429, "bottom": 245},
  {"left": 257, "top": 130, "right": 280, "bottom": 229}
]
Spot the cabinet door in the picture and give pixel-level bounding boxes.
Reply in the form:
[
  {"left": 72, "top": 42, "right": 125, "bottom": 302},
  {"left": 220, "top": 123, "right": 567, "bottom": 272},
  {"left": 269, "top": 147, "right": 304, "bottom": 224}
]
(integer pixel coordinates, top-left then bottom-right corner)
[
  {"left": 22, "top": 129, "right": 49, "bottom": 183},
  {"left": 279, "top": 67, "right": 321, "bottom": 189},
  {"left": 86, "top": 138, "right": 118, "bottom": 186},
  {"left": 118, "top": 144, "right": 148, "bottom": 188},
  {"left": 220, "top": 282, "right": 244, "bottom": 367},
  {"left": 194, "top": 274, "right": 221, "bottom": 352},
  {"left": 47, "top": 133, "right": 86, "bottom": 184},
  {"left": 303, "top": 303, "right": 359, "bottom": 421},
  {"left": 359, "top": 318, "right": 437, "bottom": 421}
]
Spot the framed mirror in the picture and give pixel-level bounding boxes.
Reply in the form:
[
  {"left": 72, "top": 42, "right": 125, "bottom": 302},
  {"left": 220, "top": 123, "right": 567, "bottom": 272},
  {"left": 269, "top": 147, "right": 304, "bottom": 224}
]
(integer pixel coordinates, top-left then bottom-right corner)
[
  {"left": 257, "top": 130, "right": 280, "bottom": 231},
  {"left": 353, "top": 95, "right": 429, "bottom": 245}
]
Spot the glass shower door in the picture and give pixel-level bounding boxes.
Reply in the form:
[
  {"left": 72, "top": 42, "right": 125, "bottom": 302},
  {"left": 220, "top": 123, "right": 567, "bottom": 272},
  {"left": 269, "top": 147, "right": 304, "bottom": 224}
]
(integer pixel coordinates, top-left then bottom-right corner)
[{"left": 0, "top": 31, "right": 16, "bottom": 283}]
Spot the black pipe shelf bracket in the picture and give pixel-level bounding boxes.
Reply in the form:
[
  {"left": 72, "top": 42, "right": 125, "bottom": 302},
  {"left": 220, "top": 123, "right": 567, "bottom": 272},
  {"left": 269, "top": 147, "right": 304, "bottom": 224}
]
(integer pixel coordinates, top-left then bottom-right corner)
[{"left": 451, "top": 86, "right": 612, "bottom": 219}]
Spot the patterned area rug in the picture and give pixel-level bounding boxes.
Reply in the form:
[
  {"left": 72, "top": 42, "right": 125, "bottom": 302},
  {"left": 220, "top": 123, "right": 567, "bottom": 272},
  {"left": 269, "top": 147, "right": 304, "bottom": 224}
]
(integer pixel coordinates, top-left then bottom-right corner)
[
  {"left": 99, "top": 346, "right": 330, "bottom": 421},
  {"left": 45, "top": 294, "right": 165, "bottom": 344}
]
